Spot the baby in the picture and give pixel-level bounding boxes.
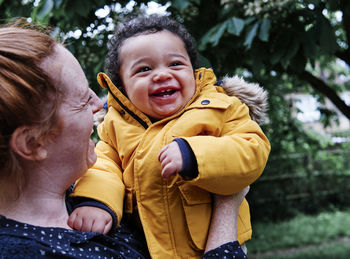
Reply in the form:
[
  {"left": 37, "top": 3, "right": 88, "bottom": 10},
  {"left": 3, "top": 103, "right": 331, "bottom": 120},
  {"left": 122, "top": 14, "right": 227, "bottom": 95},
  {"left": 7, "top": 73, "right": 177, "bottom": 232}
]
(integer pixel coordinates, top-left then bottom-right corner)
[{"left": 69, "top": 14, "right": 270, "bottom": 258}]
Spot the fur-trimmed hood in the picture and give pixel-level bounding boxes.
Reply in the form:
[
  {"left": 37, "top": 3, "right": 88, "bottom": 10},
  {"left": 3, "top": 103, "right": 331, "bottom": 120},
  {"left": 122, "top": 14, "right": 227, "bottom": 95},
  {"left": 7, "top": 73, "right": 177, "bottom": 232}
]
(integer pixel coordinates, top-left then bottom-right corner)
[{"left": 221, "top": 76, "right": 268, "bottom": 124}]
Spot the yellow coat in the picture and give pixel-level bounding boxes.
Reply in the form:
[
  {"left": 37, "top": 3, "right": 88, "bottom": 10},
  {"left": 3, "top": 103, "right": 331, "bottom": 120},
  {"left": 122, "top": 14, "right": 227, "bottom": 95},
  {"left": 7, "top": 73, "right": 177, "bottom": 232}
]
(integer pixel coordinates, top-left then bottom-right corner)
[{"left": 72, "top": 68, "right": 270, "bottom": 258}]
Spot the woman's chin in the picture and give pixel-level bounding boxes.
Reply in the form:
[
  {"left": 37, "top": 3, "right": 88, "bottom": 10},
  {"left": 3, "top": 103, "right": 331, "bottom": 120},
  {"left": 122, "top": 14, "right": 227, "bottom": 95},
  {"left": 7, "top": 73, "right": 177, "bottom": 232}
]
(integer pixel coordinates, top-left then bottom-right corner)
[
  {"left": 87, "top": 140, "right": 97, "bottom": 168},
  {"left": 87, "top": 155, "right": 97, "bottom": 169}
]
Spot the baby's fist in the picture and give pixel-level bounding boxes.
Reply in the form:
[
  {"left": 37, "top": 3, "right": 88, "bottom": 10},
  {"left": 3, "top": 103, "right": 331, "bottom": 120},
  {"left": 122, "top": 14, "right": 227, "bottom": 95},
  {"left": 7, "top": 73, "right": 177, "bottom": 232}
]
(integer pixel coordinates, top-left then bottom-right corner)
[{"left": 158, "top": 142, "right": 183, "bottom": 180}]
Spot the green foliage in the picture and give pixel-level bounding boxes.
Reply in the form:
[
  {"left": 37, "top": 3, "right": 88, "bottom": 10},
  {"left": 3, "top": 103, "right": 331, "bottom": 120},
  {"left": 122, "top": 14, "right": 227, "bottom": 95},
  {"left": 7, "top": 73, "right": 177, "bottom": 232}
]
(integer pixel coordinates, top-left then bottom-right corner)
[
  {"left": 2, "top": 0, "right": 348, "bottom": 118},
  {"left": 182, "top": 0, "right": 349, "bottom": 121},
  {"left": 249, "top": 142, "right": 350, "bottom": 221},
  {"left": 243, "top": 21, "right": 259, "bottom": 48},
  {"left": 1, "top": 0, "right": 350, "bottom": 219},
  {"left": 227, "top": 17, "right": 245, "bottom": 36},
  {"left": 258, "top": 18, "right": 270, "bottom": 42},
  {"left": 32, "top": 0, "right": 55, "bottom": 24},
  {"left": 198, "top": 16, "right": 270, "bottom": 50},
  {"left": 252, "top": 240, "right": 350, "bottom": 259},
  {"left": 171, "top": 0, "right": 190, "bottom": 12},
  {"left": 198, "top": 21, "right": 228, "bottom": 50},
  {"left": 249, "top": 209, "right": 350, "bottom": 254},
  {"left": 0, "top": 0, "right": 34, "bottom": 21}
]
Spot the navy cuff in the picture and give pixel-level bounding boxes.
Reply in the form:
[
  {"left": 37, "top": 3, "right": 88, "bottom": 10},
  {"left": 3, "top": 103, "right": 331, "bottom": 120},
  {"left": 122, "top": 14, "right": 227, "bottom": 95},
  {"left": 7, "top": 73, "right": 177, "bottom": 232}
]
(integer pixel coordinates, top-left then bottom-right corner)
[
  {"left": 65, "top": 185, "right": 75, "bottom": 214},
  {"left": 173, "top": 138, "right": 198, "bottom": 180},
  {"left": 70, "top": 198, "right": 117, "bottom": 234}
]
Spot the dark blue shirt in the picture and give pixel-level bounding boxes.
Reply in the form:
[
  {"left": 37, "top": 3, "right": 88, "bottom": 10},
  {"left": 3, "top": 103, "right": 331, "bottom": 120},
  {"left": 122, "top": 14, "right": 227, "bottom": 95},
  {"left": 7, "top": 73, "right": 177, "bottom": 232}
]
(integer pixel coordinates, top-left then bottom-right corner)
[
  {"left": 0, "top": 215, "right": 148, "bottom": 259},
  {"left": 0, "top": 187, "right": 149, "bottom": 259}
]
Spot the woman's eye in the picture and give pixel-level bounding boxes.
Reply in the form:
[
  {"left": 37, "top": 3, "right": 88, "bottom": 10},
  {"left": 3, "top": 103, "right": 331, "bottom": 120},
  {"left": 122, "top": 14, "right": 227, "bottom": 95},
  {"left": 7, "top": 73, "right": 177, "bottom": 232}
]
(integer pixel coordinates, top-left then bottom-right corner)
[
  {"left": 136, "top": 67, "right": 151, "bottom": 73},
  {"left": 83, "top": 95, "right": 92, "bottom": 107}
]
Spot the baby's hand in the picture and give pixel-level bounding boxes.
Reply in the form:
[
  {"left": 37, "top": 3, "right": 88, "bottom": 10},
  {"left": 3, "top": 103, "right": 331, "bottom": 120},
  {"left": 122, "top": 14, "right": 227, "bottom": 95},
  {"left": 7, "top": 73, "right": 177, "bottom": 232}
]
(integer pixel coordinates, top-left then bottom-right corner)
[
  {"left": 68, "top": 206, "right": 112, "bottom": 234},
  {"left": 158, "top": 142, "right": 183, "bottom": 180}
]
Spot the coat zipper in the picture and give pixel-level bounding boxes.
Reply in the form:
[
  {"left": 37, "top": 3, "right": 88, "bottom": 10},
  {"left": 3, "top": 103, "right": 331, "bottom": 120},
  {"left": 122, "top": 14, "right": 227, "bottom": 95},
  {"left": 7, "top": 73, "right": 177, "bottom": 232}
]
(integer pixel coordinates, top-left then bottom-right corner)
[{"left": 102, "top": 76, "right": 149, "bottom": 130}]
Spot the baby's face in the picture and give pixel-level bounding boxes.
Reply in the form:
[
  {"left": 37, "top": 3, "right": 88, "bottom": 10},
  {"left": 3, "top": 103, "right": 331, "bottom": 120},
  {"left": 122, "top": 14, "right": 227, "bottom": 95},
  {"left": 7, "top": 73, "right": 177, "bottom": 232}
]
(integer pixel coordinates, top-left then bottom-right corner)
[{"left": 119, "top": 30, "right": 196, "bottom": 119}]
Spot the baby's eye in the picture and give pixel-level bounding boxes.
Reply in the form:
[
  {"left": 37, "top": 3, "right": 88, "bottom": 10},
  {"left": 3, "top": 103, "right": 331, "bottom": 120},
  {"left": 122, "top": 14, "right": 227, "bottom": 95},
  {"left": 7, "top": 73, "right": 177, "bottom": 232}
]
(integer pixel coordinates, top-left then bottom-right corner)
[
  {"left": 170, "top": 62, "right": 182, "bottom": 66},
  {"left": 136, "top": 67, "right": 151, "bottom": 73}
]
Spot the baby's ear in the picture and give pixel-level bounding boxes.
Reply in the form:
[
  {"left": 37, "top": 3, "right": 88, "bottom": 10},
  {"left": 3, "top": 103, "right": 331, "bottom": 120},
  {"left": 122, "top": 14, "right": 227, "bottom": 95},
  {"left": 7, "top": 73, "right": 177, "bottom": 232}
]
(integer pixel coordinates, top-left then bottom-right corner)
[{"left": 10, "top": 126, "right": 47, "bottom": 161}]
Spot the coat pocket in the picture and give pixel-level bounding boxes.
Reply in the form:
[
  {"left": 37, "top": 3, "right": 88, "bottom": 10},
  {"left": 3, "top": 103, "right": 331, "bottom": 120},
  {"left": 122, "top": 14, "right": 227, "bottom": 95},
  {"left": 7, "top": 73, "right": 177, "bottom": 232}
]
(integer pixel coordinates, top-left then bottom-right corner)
[{"left": 178, "top": 182, "right": 212, "bottom": 250}]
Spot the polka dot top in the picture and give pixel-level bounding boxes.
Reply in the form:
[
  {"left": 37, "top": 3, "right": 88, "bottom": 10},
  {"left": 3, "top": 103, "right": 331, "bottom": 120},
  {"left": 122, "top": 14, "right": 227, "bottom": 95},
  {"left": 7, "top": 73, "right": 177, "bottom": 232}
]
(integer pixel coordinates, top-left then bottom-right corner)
[{"left": 0, "top": 215, "right": 147, "bottom": 258}]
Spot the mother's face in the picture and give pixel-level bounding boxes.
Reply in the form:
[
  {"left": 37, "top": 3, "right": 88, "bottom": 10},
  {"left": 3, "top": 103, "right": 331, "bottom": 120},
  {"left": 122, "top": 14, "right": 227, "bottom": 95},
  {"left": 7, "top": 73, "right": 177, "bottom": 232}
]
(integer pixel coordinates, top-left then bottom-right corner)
[{"left": 41, "top": 45, "right": 102, "bottom": 177}]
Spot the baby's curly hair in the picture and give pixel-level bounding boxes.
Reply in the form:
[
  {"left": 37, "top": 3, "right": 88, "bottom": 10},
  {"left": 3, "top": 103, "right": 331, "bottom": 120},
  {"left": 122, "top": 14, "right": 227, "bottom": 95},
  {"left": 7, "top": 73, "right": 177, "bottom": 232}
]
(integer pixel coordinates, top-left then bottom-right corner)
[{"left": 105, "top": 14, "right": 198, "bottom": 92}]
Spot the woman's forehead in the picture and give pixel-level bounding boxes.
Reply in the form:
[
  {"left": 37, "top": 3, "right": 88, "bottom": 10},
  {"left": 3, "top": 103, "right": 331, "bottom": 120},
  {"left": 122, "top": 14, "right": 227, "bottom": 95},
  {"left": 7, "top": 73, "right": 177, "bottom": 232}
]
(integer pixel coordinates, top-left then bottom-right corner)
[{"left": 41, "top": 45, "right": 88, "bottom": 95}]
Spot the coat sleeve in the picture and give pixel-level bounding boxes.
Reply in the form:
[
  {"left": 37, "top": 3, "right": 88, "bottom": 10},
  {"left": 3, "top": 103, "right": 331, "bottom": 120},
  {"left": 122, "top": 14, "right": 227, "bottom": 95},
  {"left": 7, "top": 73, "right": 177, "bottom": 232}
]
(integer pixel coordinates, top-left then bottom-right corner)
[
  {"left": 70, "top": 120, "right": 125, "bottom": 226},
  {"left": 181, "top": 98, "right": 270, "bottom": 195}
]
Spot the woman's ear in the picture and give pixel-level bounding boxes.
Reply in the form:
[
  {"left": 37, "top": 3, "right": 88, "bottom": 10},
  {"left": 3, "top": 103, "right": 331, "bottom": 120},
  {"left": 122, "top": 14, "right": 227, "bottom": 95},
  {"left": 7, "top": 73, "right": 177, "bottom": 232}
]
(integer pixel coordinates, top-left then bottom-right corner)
[{"left": 10, "top": 126, "right": 48, "bottom": 161}]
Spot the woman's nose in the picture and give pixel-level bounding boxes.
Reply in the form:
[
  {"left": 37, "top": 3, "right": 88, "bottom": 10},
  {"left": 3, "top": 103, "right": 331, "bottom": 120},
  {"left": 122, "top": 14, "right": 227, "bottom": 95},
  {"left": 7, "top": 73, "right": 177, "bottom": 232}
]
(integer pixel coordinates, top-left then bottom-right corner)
[{"left": 91, "top": 93, "right": 103, "bottom": 114}]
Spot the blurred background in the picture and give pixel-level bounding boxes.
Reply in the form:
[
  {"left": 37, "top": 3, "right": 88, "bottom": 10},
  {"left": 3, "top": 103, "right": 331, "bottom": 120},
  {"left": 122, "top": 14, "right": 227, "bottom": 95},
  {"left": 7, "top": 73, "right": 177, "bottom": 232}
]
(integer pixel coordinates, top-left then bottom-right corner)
[{"left": 1, "top": 0, "right": 349, "bottom": 257}]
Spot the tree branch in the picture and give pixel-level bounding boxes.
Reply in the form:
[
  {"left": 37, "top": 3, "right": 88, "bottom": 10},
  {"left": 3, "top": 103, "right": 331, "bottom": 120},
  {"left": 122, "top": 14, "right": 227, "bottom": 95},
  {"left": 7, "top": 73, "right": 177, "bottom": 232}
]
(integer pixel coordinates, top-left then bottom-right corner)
[{"left": 299, "top": 70, "right": 350, "bottom": 120}]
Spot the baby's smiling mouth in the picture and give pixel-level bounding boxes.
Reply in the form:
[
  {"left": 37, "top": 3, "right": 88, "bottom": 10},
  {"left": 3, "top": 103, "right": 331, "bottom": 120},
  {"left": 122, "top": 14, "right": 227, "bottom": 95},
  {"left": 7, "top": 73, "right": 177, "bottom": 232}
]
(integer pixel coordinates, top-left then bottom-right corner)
[{"left": 150, "top": 88, "right": 177, "bottom": 97}]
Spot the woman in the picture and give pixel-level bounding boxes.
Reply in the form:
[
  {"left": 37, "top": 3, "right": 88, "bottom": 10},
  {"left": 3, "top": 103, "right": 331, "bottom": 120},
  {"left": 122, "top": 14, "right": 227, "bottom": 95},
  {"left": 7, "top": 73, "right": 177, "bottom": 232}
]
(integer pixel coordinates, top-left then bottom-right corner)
[
  {"left": 0, "top": 24, "right": 148, "bottom": 258},
  {"left": 0, "top": 24, "right": 247, "bottom": 258}
]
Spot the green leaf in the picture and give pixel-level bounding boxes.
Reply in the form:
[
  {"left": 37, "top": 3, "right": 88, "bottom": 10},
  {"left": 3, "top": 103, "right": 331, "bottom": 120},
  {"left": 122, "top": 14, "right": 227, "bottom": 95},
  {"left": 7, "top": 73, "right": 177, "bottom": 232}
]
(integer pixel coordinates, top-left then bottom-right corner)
[
  {"left": 198, "top": 33, "right": 211, "bottom": 50},
  {"left": 259, "top": 18, "right": 271, "bottom": 42},
  {"left": 280, "top": 35, "right": 300, "bottom": 70},
  {"left": 319, "top": 16, "right": 337, "bottom": 53},
  {"left": 284, "top": 37, "right": 300, "bottom": 61},
  {"left": 36, "top": 0, "right": 54, "bottom": 21},
  {"left": 211, "top": 23, "right": 227, "bottom": 46},
  {"left": 280, "top": 57, "right": 290, "bottom": 69},
  {"left": 327, "top": 0, "right": 340, "bottom": 11},
  {"left": 227, "top": 17, "right": 244, "bottom": 36},
  {"left": 244, "top": 22, "right": 259, "bottom": 48},
  {"left": 252, "top": 59, "right": 263, "bottom": 76},
  {"left": 290, "top": 54, "right": 307, "bottom": 73},
  {"left": 0, "top": 0, "right": 4, "bottom": 6},
  {"left": 70, "top": 0, "right": 91, "bottom": 17},
  {"left": 172, "top": 0, "right": 190, "bottom": 12},
  {"left": 198, "top": 22, "right": 227, "bottom": 50},
  {"left": 55, "top": 0, "right": 63, "bottom": 8},
  {"left": 244, "top": 17, "right": 256, "bottom": 25},
  {"left": 197, "top": 53, "right": 212, "bottom": 68},
  {"left": 302, "top": 31, "right": 317, "bottom": 59},
  {"left": 270, "top": 31, "right": 291, "bottom": 65}
]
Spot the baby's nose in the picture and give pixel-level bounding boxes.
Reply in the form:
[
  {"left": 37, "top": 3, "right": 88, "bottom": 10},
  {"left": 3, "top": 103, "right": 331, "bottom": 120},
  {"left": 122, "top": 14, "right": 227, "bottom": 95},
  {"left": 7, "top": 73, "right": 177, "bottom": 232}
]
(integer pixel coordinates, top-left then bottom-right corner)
[{"left": 153, "top": 70, "right": 172, "bottom": 81}]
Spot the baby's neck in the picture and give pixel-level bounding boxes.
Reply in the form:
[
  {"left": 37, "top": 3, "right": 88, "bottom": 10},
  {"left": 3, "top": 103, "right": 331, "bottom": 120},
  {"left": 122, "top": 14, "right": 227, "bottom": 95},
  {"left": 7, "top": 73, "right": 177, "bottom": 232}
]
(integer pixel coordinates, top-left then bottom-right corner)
[{"left": 149, "top": 116, "right": 160, "bottom": 123}]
